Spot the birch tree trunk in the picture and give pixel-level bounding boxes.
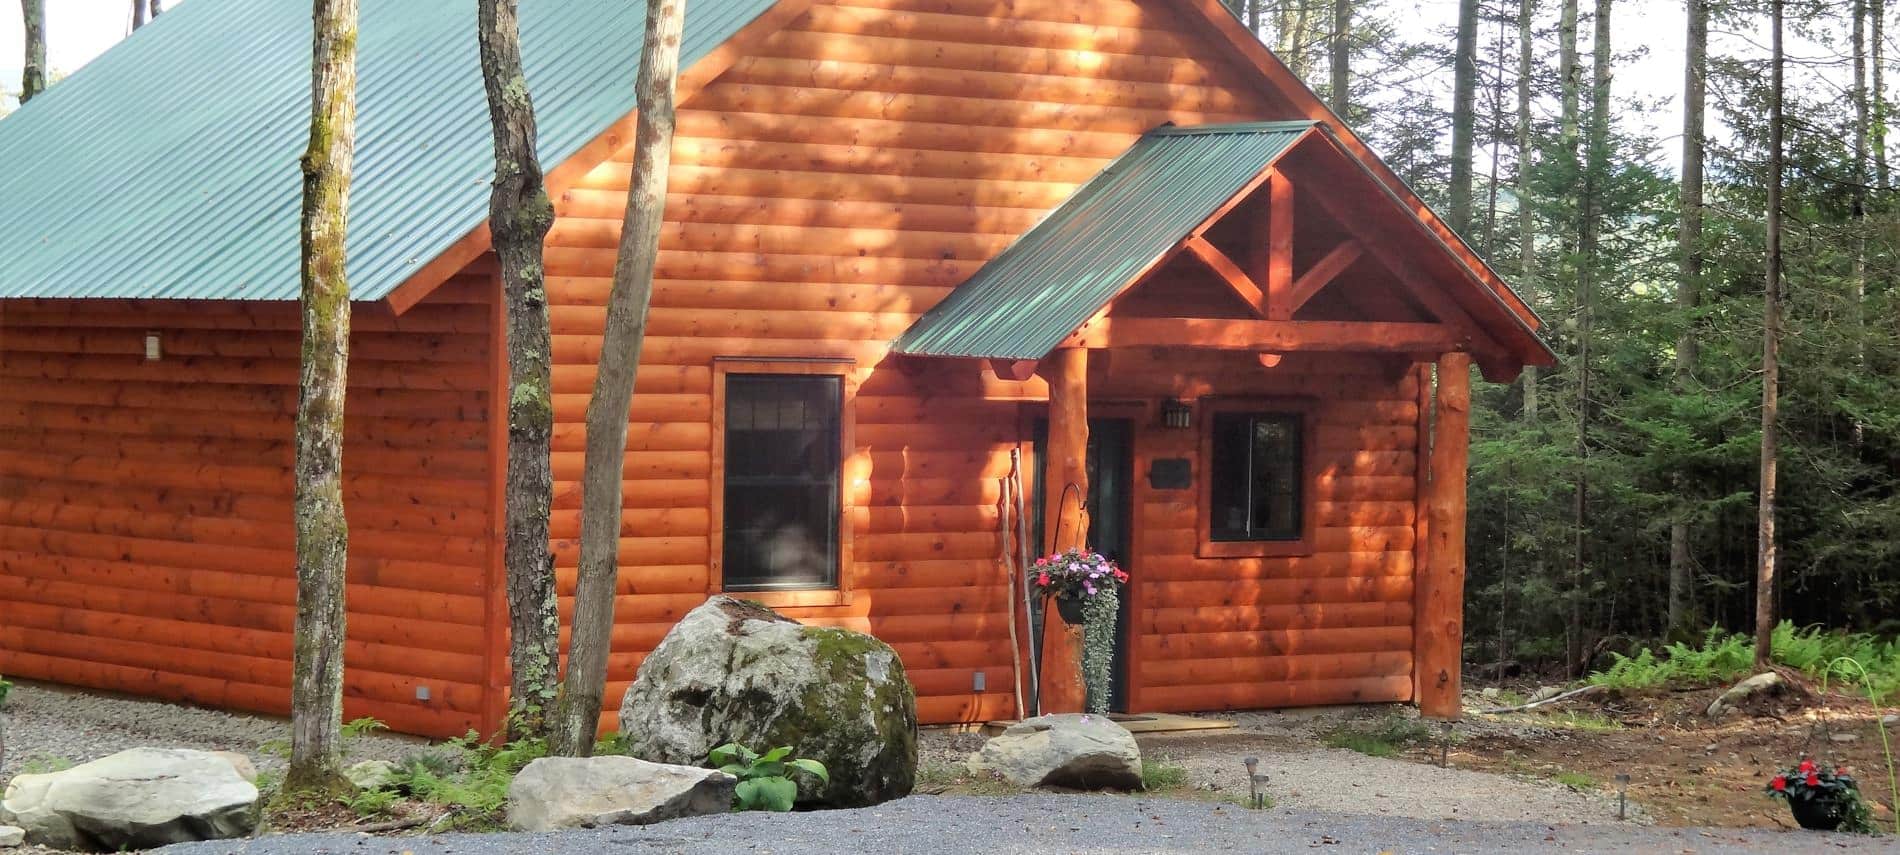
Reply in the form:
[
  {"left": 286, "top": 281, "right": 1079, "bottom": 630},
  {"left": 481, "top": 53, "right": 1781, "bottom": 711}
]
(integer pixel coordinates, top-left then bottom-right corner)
[
  {"left": 1515, "top": 0, "right": 1538, "bottom": 421},
  {"left": 1557, "top": 0, "right": 1583, "bottom": 672},
  {"left": 133, "top": 0, "right": 146, "bottom": 31},
  {"left": 1329, "top": 0, "right": 1351, "bottom": 116},
  {"left": 478, "top": 0, "right": 561, "bottom": 741},
  {"left": 287, "top": 0, "right": 360, "bottom": 797},
  {"left": 1851, "top": 0, "right": 1868, "bottom": 452},
  {"left": 20, "top": 0, "right": 44, "bottom": 104},
  {"left": 1668, "top": 0, "right": 1707, "bottom": 640},
  {"left": 1448, "top": 0, "right": 1481, "bottom": 235},
  {"left": 550, "top": 0, "right": 686, "bottom": 756},
  {"left": 1755, "top": 0, "right": 1784, "bottom": 668},
  {"left": 1874, "top": 0, "right": 1888, "bottom": 190}
]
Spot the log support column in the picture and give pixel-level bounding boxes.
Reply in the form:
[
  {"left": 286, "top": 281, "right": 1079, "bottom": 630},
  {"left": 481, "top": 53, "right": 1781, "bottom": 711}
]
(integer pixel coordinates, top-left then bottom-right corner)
[
  {"left": 1416, "top": 352, "right": 1471, "bottom": 718},
  {"left": 1038, "top": 347, "right": 1089, "bottom": 714}
]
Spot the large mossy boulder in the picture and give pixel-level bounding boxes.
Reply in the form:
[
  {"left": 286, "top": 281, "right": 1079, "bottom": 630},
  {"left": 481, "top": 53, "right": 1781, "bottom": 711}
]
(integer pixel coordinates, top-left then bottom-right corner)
[
  {"left": 0, "top": 748, "right": 258, "bottom": 851},
  {"left": 618, "top": 596, "right": 917, "bottom": 807}
]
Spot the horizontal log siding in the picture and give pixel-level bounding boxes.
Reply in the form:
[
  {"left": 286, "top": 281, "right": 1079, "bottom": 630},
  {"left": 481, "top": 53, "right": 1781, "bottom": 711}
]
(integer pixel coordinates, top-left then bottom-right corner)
[
  {"left": 555, "top": 0, "right": 1278, "bottom": 728},
  {"left": 1105, "top": 358, "right": 1420, "bottom": 713},
  {"left": 0, "top": 276, "right": 496, "bottom": 737}
]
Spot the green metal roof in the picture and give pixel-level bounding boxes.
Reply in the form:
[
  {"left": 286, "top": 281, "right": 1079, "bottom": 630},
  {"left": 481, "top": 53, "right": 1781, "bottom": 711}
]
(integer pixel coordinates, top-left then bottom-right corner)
[
  {"left": 891, "top": 121, "right": 1317, "bottom": 361},
  {"left": 0, "top": 0, "right": 779, "bottom": 301}
]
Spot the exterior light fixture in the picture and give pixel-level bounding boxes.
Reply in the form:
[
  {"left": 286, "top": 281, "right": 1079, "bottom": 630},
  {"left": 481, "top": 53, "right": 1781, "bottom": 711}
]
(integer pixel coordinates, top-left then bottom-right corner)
[
  {"left": 144, "top": 331, "right": 161, "bottom": 361},
  {"left": 1161, "top": 398, "right": 1192, "bottom": 429}
]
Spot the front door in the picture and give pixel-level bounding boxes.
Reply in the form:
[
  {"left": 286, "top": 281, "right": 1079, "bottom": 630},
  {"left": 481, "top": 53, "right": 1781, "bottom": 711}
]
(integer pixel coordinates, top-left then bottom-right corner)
[{"left": 1033, "top": 417, "right": 1136, "bottom": 712}]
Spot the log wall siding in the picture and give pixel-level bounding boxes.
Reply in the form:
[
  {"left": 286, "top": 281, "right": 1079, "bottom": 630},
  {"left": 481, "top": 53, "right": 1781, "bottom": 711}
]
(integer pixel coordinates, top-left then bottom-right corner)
[
  {"left": 552, "top": 0, "right": 1285, "bottom": 727},
  {"left": 0, "top": 275, "right": 496, "bottom": 738}
]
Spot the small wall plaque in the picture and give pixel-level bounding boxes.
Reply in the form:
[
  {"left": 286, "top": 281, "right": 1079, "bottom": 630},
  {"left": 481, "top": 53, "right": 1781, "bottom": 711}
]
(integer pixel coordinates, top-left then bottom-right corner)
[{"left": 1148, "top": 458, "right": 1192, "bottom": 490}]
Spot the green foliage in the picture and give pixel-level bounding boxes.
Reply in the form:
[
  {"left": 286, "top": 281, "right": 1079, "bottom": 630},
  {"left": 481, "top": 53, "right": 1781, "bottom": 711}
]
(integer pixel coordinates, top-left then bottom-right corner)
[
  {"left": 1541, "top": 710, "right": 1624, "bottom": 732},
  {"left": 0, "top": 674, "right": 12, "bottom": 706},
  {"left": 1140, "top": 759, "right": 1188, "bottom": 791},
  {"left": 1588, "top": 624, "right": 1900, "bottom": 700},
  {"left": 342, "top": 717, "right": 388, "bottom": 738},
  {"left": 339, "top": 734, "right": 546, "bottom": 830},
  {"left": 709, "top": 743, "right": 829, "bottom": 812},
  {"left": 1080, "top": 587, "right": 1119, "bottom": 715},
  {"left": 345, "top": 786, "right": 401, "bottom": 817}
]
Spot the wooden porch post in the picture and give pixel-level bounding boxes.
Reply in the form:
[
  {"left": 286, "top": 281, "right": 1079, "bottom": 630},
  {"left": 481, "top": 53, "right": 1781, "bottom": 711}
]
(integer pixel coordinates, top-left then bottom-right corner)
[
  {"left": 1417, "top": 352, "right": 1471, "bottom": 718},
  {"left": 1038, "top": 346, "right": 1089, "bottom": 714}
]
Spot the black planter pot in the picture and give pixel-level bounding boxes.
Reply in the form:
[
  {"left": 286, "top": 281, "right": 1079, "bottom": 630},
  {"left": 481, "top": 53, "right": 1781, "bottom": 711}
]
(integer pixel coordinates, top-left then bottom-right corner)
[
  {"left": 1787, "top": 794, "right": 1849, "bottom": 831},
  {"left": 1054, "top": 596, "right": 1086, "bottom": 625}
]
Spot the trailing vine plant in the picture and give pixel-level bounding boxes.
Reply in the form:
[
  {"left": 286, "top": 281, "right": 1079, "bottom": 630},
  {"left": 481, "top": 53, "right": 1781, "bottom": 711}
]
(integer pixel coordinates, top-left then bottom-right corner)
[{"left": 1081, "top": 588, "right": 1118, "bottom": 714}]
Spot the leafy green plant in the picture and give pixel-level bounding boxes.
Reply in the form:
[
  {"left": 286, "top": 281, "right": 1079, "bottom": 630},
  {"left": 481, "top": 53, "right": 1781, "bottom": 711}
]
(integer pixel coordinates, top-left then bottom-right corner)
[
  {"left": 345, "top": 786, "right": 401, "bottom": 817},
  {"left": 1766, "top": 758, "right": 1877, "bottom": 834},
  {"left": 709, "top": 743, "right": 828, "bottom": 812},
  {"left": 343, "top": 717, "right": 388, "bottom": 738},
  {"left": 1820, "top": 656, "right": 1898, "bottom": 835},
  {"left": 1322, "top": 715, "right": 1437, "bottom": 758},
  {"left": 0, "top": 674, "right": 12, "bottom": 706},
  {"left": 1554, "top": 770, "right": 1597, "bottom": 790},
  {"left": 1589, "top": 625, "right": 1900, "bottom": 700}
]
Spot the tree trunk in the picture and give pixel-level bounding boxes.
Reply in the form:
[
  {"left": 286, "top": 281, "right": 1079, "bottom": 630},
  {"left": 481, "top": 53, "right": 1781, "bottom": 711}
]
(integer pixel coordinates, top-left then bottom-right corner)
[
  {"left": 1568, "top": 0, "right": 1609, "bottom": 677},
  {"left": 549, "top": 0, "right": 686, "bottom": 757},
  {"left": 1557, "top": 0, "right": 1581, "bottom": 669},
  {"left": 1668, "top": 0, "right": 1707, "bottom": 640},
  {"left": 478, "top": 0, "right": 560, "bottom": 741},
  {"left": 20, "top": 0, "right": 44, "bottom": 104},
  {"left": 1874, "top": 0, "right": 1887, "bottom": 190},
  {"left": 1755, "top": 0, "right": 1783, "bottom": 669},
  {"left": 1448, "top": 0, "right": 1481, "bottom": 235},
  {"left": 150, "top": 1, "right": 162, "bottom": 18},
  {"left": 133, "top": 0, "right": 146, "bottom": 31},
  {"left": 1851, "top": 0, "right": 1868, "bottom": 452},
  {"left": 287, "top": 0, "right": 360, "bottom": 798},
  {"left": 1515, "top": 0, "right": 1537, "bottom": 421},
  {"left": 1329, "top": 0, "right": 1351, "bottom": 116}
]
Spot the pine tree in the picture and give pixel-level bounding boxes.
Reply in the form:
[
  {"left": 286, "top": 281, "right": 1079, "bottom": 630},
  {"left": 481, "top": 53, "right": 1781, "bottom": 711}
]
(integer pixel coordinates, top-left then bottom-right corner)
[
  {"left": 1668, "top": 0, "right": 1707, "bottom": 640},
  {"left": 1754, "top": 0, "right": 1784, "bottom": 668},
  {"left": 1448, "top": 0, "right": 1481, "bottom": 234}
]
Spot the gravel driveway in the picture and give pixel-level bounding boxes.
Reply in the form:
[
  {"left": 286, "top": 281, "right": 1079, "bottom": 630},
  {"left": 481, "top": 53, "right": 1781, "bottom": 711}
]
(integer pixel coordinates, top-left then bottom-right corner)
[
  {"left": 155, "top": 794, "right": 1893, "bottom": 854},
  {"left": 0, "top": 681, "right": 422, "bottom": 780}
]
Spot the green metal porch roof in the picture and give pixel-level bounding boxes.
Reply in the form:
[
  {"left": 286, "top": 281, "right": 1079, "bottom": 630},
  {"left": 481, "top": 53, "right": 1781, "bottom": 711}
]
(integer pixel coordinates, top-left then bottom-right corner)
[
  {"left": 0, "top": 0, "right": 779, "bottom": 301},
  {"left": 891, "top": 121, "right": 1317, "bottom": 361}
]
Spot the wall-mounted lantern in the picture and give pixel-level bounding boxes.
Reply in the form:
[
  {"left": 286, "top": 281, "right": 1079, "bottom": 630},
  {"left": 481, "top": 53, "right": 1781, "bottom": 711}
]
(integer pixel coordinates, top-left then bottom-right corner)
[{"left": 1160, "top": 398, "right": 1192, "bottom": 429}]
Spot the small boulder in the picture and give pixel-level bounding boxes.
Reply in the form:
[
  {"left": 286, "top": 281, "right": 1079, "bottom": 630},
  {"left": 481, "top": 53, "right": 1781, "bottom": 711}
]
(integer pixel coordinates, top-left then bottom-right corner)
[
  {"left": 344, "top": 759, "right": 398, "bottom": 791},
  {"left": 1706, "top": 672, "right": 1784, "bottom": 718},
  {"left": 0, "top": 825, "right": 22, "bottom": 848},
  {"left": 0, "top": 748, "right": 258, "bottom": 851},
  {"left": 506, "top": 756, "right": 735, "bottom": 832},
  {"left": 619, "top": 596, "right": 918, "bottom": 807},
  {"left": 967, "top": 714, "right": 1141, "bottom": 790},
  {"left": 1529, "top": 686, "right": 1565, "bottom": 704}
]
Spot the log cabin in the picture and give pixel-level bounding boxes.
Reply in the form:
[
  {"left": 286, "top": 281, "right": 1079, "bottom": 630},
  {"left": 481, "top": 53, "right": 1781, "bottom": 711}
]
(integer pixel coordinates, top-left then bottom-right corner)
[{"left": 0, "top": 0, "right": 1555, "bottom": 738}]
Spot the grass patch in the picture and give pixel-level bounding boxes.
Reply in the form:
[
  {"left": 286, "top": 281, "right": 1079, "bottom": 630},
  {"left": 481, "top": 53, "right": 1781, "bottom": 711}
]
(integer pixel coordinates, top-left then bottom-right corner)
[
  {"left": 1540, "top": 710, "right": 1624, "bottom": 732},
  {"left": 1322, "top": 714, "right": 1438, "bottom": 758},
  {"left": 1140, "top": 759, "right": 1189, "bottom": 791},
  {"left": 914, "top": 761, "right": 1020, "bottom": 796},
  {"left": 18, "top": 755, "right": 74, "bottom": 775},
  {"left": 1553, "top": 770, "right": 1598, "bottom": 791}
]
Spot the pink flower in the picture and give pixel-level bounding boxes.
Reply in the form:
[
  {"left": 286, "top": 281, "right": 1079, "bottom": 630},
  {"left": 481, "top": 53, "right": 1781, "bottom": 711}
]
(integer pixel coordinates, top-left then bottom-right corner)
[{"left": 1037, "top": 573, "right": 1049, "bottom": 586}]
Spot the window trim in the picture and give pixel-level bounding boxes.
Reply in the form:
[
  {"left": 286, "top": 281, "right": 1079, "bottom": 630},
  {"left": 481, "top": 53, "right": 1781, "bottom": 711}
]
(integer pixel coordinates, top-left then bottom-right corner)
[
  {"left": 709, "top": 358, "right": 857, "bottom": 607},
  {"left": 1196, "top": 396, "right": 1318, "bottom": 559}
]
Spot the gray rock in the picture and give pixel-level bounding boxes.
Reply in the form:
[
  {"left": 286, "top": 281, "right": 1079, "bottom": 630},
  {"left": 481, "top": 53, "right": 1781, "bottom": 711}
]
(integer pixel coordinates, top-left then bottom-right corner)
[
  {"left": 1830, "top": 733, "right": 1860, "bottom": 743},
  {"left": 619, "top": 597, "right": 918, "bottom": 807},
  {"left": 0, "top": 747, "right": 258, "bottom": 851},
  {"left": 0, "top": 825, "right": 22, "bottom": 848},
  {"left": 1706, "top": 672, "right": 1784, "bottom": 718},
  {"left": 1480, "top": 688, "right": 1501, "bottom": 700},
  {"left": 1529, "top": 686, "right": 1565, "bottom": 704},
  {"left": 345, "top": 759, "right": 398, "bottom": 791},
  {"left": 1883, "top": 714, "right": 1898, "bottom": 727},
  {"left": 967, "top": 714, "right": 1142, "bottom": 790},
  {"left": 506, "top": 756, "right": 735, "bottom": 832}
]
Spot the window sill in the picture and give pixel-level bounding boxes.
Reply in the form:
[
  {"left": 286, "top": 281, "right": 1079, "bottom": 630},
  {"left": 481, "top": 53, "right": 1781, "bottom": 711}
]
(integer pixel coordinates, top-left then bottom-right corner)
[
  {"left": 722, "top": 588, "right": 854, "bottom": 609},
  {"left": 1196, "top": 540, "right": 1314, "bottom": 559}
]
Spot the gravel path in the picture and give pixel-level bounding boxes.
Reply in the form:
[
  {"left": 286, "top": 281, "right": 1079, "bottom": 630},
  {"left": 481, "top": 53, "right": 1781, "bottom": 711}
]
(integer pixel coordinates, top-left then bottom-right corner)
[
  {"left": 0, "top": 681, "right": 424, "bottom": 780},
  {"left": 155, "top": 795, "right": 1893, "bottom": 854}
]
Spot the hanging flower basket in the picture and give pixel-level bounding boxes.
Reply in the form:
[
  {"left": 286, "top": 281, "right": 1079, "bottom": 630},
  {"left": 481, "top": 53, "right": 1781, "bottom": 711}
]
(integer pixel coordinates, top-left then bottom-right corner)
[
  {"left": 1027, "top": 548, "right": 1128, "bottom": 612},
  {"left": 1765, "top": 758, "right": 1873, "bottom": 832},
  {"left": 1054, "top": 596, "right": 1087, "bottom": 625}
]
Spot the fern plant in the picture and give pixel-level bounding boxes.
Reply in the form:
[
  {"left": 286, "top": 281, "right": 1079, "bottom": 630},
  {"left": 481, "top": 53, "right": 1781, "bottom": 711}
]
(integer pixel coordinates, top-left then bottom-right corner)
[{"left": 708, "top": 743, "right": 828, "bottom": 812}]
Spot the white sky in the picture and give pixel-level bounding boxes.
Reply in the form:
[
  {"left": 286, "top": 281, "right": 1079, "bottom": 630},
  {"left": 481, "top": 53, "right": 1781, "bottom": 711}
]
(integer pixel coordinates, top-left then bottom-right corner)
[{"left": 0, "top": 0, "right": 154, "bottom": 82}]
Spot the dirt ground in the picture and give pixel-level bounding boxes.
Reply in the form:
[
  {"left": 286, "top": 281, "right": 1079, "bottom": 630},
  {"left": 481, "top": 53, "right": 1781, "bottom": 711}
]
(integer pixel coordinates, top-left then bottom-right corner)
[{"left": 1435, "top": 680, "right": 1897, "bottom": 830}]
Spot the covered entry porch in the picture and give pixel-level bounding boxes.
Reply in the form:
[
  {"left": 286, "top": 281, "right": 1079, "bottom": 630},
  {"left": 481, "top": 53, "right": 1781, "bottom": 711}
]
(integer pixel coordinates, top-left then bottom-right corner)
[{"left": 892, "top": 122, "right": 1551, "bottom": 719}]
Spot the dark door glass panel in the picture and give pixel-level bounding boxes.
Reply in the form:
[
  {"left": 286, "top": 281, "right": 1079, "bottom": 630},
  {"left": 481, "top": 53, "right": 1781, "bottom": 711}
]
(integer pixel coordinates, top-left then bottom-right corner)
[{"left": 723, "top": 375, "right": 841, "bottom": 590}]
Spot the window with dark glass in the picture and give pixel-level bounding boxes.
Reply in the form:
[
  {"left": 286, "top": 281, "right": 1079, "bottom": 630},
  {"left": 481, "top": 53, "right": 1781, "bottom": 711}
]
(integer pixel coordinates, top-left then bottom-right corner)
[
  {"left": 1208, "top": 412, "right": 1303, "bottom": 541},
  {"left": 722, "top": 374, "right": 842, "bottom": 591}
]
